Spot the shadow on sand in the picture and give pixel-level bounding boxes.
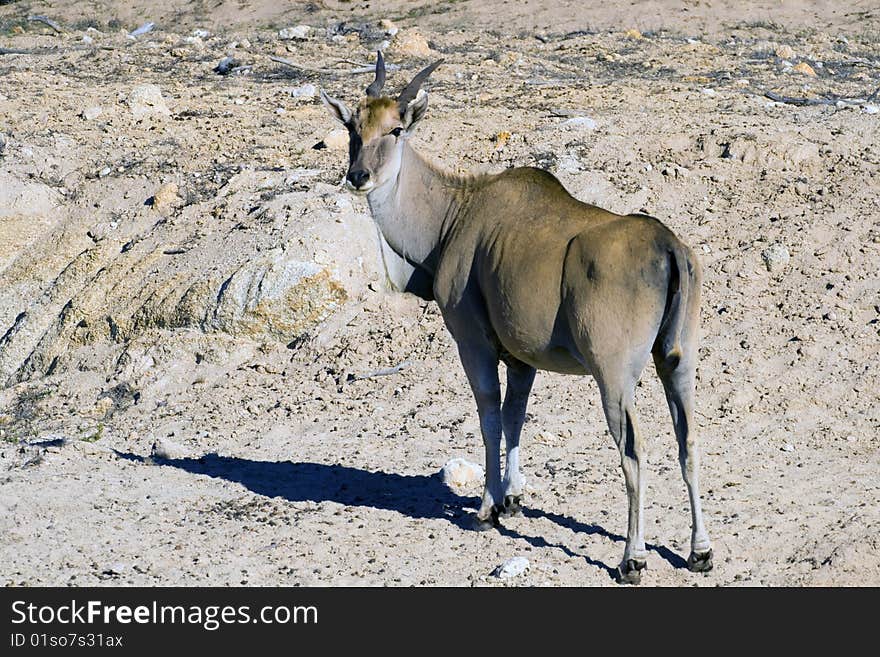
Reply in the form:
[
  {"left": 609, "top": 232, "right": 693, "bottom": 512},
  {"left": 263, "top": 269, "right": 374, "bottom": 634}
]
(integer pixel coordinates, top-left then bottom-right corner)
[{"left": 116, "top": 451, "right": 688, "bottom": 579}]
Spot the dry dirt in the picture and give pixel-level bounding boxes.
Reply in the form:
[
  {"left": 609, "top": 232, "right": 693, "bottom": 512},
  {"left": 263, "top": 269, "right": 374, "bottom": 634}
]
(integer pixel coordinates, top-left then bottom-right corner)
[{"left": 1, "top": 1, "right": 878, "bottom": 586}]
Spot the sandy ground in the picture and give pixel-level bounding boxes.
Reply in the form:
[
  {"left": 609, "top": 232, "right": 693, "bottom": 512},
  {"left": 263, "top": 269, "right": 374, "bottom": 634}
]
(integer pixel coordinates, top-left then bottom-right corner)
[{"left": 1, "top": 1, "right": 878, "bottom": 586}]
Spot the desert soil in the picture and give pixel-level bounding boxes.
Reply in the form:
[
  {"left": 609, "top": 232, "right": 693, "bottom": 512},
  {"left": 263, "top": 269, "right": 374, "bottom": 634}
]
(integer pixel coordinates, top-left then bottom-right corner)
[{"left": 1, "top": 1, "right": 878, "bottom": 586}]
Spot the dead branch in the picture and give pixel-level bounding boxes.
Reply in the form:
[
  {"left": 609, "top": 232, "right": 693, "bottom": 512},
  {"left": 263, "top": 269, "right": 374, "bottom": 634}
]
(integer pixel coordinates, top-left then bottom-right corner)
[{"left": 27, "top": 15, "right": 64, "bottom": 34}]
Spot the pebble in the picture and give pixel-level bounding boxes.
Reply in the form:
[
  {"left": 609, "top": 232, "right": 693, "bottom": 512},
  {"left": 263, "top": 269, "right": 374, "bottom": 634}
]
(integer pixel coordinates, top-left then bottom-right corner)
[
  {"left": 781, "top": 443, "right": 795, "bottom": 452},
  {"left": 391, "top": 29, "right": 433, "bottom": 57},
  {"left": 864, "top": 105, "right": 879, "bottom": 115},
  {"left": 440, "top": 458, "right": 484, "bottom": 491},
  {"left": 192, "top": 28, "right": 211, "bottom": 38},
  {"left": 761, "top": 242, "right": 790, "bottom": 272},
  {"left": 288, "top": 83, "right": 317, "bottom": 99},
  {"left": 150, "top": 437, "right": 190, "bottom": 460},
  {"left": 624, "top": 28, "right": 643, "bottom": 39},
  {"left": 151, "top": 182, "right": 181, "bottom": 212},
  {"left": 380, "top": 19, "right": 399, "bottom": 37},
  {"left": 127, "top": 22, "right": 155, "bottom": 39},
  {"left": 215, "top": 56, "right": 239, "bottom": 75},
  {"left": 492, "top": 557, "right": 530, "bottom": 579},
  {"left": 562, "top": 116, "right": 597, "bottom": 130},
  {"left": 279, "top": 25, "right": 311, "bottom": 40},
  {"left": 792, "top": 62, "right": 817, "bottom": 77},
  {"left": 128, "top": 84, "right": 171, "bottom": 118},
  {"left": 775, "top": 44, "right": 795, "bottom": 59},
  {"left": 82, "top": 106, "right": 103, "bottom": 121},
  {"left": 322, "top": 129, "right": 348, "bottom": 151}
]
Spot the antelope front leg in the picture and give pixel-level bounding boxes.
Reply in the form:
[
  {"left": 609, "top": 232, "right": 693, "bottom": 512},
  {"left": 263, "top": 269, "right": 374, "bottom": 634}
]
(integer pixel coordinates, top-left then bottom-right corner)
[
  {"left": 456, "top": 343, "right": 504, "bottom": 530},
  {"left": 500, "top": 359, "right": 536, "bottom": 517}
]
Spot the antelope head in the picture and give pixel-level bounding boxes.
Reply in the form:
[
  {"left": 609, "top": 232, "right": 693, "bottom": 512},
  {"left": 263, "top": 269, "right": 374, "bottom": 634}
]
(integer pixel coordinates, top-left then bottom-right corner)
[{"left": 321, "top": 52, "right": 443, "bottom": 193}]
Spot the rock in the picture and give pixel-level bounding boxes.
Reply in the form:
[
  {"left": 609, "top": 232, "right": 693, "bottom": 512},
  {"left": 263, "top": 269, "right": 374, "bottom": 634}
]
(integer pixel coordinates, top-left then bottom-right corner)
[
  {"left": 215, "top": 56, "right": 239, "bottom": 75},
  {"left": 128, "top": 84, "right": 171, "bottom": 118},
  {"left": 792, "top": 62, "right": 817, "bottom": 76},
  {"left": 211, "top": 253, "right": 348, "bottom": 341},
  {"left": 379, "top": 19, "right": 399, "bottom": 37},
  {"left": 440, "top": 458, "right": 484, "bottom": 491},
  {"left": 150, "top": 437, "right": 190, "bottom": 460},
  {"left": 624, "top": 28, "right": 643, "bottom": 39},
  {"left": 288, "top": 83, "right": 317, "bottom": 99},
  {"left": 391, "top": 29, "right": 433, "bottom": 57},
  {"left": 279, "top": 25, "right": 311, "bottom": 40},
  {"left": 781, "top": 443, "right": 795, "bottom": 452},
  {"left": 562, "top": 116, "right": 598, "bottom": 130},
  {"left": 762, "top": 243, "right": 790, "bottom": 272},
  {"left": 322, "top": 129, "right": 348, "bottom": 151},
  {"left": 863, "top": 104, "right": 879, "bottom": 115},
  {"left": 492, "top": 557, "right": 529, "bottom": 579},
  {"left": 127, "top": 22, "right": 155, "bottom": 39},
  {"left": 82, "top": 106, "right": 103, "bottom": 121},
  {"left": 151, "top": 182, "right": 181, "bottom": 212},
  {"left": 192, "top": 28, "right": 211, "bottom": 38},
  {"left": 775, "top": 44, "right": 795, "bottom": 59}
]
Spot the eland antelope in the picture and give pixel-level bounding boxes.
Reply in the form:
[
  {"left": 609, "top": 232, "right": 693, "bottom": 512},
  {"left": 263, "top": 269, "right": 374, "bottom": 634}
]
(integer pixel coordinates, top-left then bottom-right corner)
[{"left": 321, "top": 53, "right": 713, "bottom": 584}]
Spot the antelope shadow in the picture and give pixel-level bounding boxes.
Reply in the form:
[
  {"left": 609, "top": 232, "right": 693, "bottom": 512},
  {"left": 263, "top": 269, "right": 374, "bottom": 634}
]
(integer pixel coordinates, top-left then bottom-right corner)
[{"left": 115, "top": 451, "right": 687, "bottom": 578}]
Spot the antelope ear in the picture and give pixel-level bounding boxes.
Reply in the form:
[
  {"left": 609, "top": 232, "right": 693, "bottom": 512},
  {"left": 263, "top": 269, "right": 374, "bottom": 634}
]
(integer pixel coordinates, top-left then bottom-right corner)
[
  {"left": 320, "top": 89, "right": 352, "bottom": 126},
  {"left": 401, "top": 90, "right": 429, "bottom": 131}
]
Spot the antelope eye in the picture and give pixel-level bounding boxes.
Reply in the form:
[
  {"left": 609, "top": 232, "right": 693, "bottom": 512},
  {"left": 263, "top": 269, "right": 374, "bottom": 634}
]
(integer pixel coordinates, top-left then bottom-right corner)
[{"left": 388, "top": 127, "right": 403, "bottom": 137}]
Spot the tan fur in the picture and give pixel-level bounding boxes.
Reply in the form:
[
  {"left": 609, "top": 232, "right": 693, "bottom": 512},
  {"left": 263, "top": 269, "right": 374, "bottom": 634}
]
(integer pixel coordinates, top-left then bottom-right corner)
[{"left": 322, "top": 76, "right": 713, "bottom": 582}]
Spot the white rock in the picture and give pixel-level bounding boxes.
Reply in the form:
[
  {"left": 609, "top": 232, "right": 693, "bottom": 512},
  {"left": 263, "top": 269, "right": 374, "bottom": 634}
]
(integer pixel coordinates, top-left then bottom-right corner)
[
  {"left": 128, "top": 84, "right": 171, "bottom": 118},
  {"left": 82, "top": 106, "right": 103, "bottom": 121},
  {"left": 288, "top": 83, "right": 316, "bottom": 99},
  {"left": 492, "top": 557, "right": 530, "bottom": 579},
  {"left": 192, "top": 28, "right": 211, "bottom": 38},
  {"left": 781, "top": 443, "right": 795, "bottom": 452},
  {"left": 279, "top": 25, "right": 312, "bottom": 40},
  {"left": 562, "top": 116, "right": 598, "bottom": 130},
  {"left": 864, "top": 104, "right": 879, "bottom": 115},
  {"left": 322, "top": 128, "right": 348, "bottom": 150},
  {"left": 701, "top": 88, "right": 717, "bottom": 96},
  {"left": 761, "top": 242, "right": 790, "bottom": 272},
  {"left": 440, "top": 458, "right": 484, "bottom": 491},
  {"left": 150, "top": 437, "right": 190, "bottom": 460}
]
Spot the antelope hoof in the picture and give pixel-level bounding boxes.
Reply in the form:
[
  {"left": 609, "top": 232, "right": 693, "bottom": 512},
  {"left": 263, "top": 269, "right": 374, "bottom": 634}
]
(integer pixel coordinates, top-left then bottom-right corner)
[
  {"left": 687, "top": 549, "right": 713, "bottom": 573},
  {"left": 616, "top": 559, "right": 647, "bottom": 585},
  {"left": 471, "top": 505, "right": 502, "bottom": 532},
  {"left": 500, "top": 495, "right": 522, "bottom": 518}
]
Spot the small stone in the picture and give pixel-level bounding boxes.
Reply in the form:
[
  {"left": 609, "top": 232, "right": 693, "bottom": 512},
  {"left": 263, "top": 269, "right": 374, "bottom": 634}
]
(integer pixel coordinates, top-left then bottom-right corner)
[
  {"left": 624, "top": 28, "right": 643, "bottom": 39},
  {"left": 440, "top": 458, "right": 484, "bottom": 491},
  {"left": 82, "top": 35, "right": 94, "bottom": 44},
  {"left": 128, "top": 84, "right": 171, "bottom": 118},
  {"left": 151, "top": 182, "right": 181, "bottom": 212},
  {"left": 792, "top": 62, "right": 817, "bottom": 76},
  {"left": 150, "top": 437, "right": 190, "bottom": 460},
  {"left": 781, "top": 443, "right": 795, "bottom": 452},
  {"left": 863, "top": 104, "right": 879, "bottom": 115},
  {"left": 391, "top": 29, "right": 433, "bottom": 57},
  {"left": 492, "top": 557, "right": 530, "bottom": 579},
  {"left": 288, "top": 83, "right": 316, "bottom": 99},
  {"left": 775, "top": 44, "right": 795, "bottom": 59},
  {"left": 98, "top": 166, "right": 112, "bottom": 178},
  {"left": 701, "top": 88, "right": 717, "bottom": 96},
  {"left": 762, "top": 243, "right": 790, "bottom": 272},
  {"left": 192, "top": 28, "right": 211, "bottom": 38},
  {"left": 215, "top": 56, "right": 239, "bottom": 75},
  {"left": 279, "top": 25, "right": 311, "bottom": 40},
  {"left": 562, "top": 116, "right": 597, "bottom": 130},
  {"left": 322, "top": 129, "right": 348, "bottom": 151},
  {"left": 379, "top": 19, "right": 399, "bottom": 37},
  {"left": 82, "top": 106, "right": 103, "bottom": 121}
]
